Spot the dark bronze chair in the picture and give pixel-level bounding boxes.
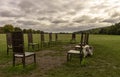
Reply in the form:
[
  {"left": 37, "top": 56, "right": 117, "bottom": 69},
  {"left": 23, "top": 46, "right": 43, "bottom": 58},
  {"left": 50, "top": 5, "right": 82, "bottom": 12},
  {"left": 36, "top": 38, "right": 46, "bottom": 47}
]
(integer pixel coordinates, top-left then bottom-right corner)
[
  {"left": 55, "top": 33, "right": 58, "bottom": 41},
  {"left": 12, "top": 32, "right": 36, "bottom": 67},
  {"left": 70, "top": 33, "right": 76, "bottom": 44},
  {"left": 48, "top": 33, "right": 54, "bottom": 46},
  {"left": 67, "top": 33, "right": 85, "bottom": 63},
  {"left": 6, "top": 33, "right": 12, "bottom": 55},
  {"left": 79, "top": 33, "right": 89, "bottom": 46},
  {"left": 28, "top": 33, "right": 39, "bottom": 51},
  {"left": 40, "top": 32, "right": 49, "bottom": 47},
  {"left": 49, "top": 33, "right": 52, "bottom": 42}
]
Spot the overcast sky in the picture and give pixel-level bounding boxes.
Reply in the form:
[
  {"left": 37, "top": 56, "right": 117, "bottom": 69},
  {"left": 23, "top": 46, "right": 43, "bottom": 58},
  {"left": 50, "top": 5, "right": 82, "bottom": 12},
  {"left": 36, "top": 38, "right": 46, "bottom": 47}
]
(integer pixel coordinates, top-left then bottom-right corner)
[{"left": 0, "top": 0, "right": 120, "bottom": 32}]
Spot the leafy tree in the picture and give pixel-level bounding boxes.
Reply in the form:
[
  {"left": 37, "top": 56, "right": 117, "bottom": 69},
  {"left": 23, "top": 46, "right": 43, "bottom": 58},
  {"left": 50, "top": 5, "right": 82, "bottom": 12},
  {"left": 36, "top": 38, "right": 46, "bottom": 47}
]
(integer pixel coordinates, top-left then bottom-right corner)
[
  {"left": 3, "top": 24, "right": 14, "bottom": 33},
  {"left": 14, "top": 27, "right": 22, "bottom": 32},
  {"left": 23, "top": 29, "right": 27, "bottom": 33},
  {"left": 27, "top": 29, "right": 33, "bottom": 33},
  {"left": 36, "top": 30, "right": 41, "bottom": 33},
  {"left": 0, "top": 27, "right": 4, "bottom": 33}
]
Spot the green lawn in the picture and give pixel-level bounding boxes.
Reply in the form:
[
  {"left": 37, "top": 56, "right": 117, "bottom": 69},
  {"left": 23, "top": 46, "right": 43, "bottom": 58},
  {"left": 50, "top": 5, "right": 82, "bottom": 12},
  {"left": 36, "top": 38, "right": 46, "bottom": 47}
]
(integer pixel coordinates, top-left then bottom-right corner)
[
  {"left": 46, "top": 35, "right": 120, "bottom": 77},
  {"left": 0, "top": 34, "right": 120, "bottom": 77}
]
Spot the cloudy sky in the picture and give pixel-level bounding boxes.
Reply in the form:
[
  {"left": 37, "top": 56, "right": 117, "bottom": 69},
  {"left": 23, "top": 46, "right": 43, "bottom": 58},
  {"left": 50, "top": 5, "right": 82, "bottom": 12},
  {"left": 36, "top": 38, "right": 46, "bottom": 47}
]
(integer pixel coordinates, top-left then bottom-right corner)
[{"left": 0, "top": 0, "right": 120, "bottom": 32}]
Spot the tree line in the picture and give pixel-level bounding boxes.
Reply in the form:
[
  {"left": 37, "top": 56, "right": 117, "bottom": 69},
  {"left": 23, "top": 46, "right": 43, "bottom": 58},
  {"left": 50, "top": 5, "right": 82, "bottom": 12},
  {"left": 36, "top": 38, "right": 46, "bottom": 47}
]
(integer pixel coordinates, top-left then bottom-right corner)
[
  {"left": 90, "top": 22, "right": 120, "bottom": 35},
  {"left": 75, "top": 22, "right": 120, "bottom": 35},
  {"left": 0, "top": 24, "right": 42, "bottom": 33}
]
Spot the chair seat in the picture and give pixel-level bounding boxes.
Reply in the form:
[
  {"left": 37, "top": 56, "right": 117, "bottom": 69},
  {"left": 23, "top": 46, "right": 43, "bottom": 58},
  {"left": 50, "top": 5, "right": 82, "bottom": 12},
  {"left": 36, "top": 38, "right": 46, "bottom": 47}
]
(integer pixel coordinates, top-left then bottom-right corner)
[
  {"left": 75, "top": 45, "right": 85, "bottom": 48},
  {"left": 29, "top": 43, "right": 38, "bottom": 45},
  {"left": 43, "top": 41, "right": 48, "bottom": 43},
  {"left": 68, "top": 50, "right": 80, "bottom": 54},
  {"left": 75, "top": 45, "right": 81, "bottom": 48},
  {"left": 15, "top": 52, "right": 35, "bottom": 57}
]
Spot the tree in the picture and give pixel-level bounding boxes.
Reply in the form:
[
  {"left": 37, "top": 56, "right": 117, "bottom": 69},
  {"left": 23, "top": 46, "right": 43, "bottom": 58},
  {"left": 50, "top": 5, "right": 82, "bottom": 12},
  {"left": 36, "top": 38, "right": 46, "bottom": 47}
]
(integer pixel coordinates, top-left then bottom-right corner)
[
  {"left": 0, "top": 27, "right": 4, "bottom": 33},
  {"left": 23, "top": 29, "right": 27, "bottom": 33},
  {"left": 14, "top": 27, "right": 22, "bottom": 32},
  {"left": 36, "top": 30, "right": 41, "bottom": 33},
  {"left": 27, "top": 29, "right": 33, "bottom": 33},
  {"left": 3, "top": 24, "right": 14, "bottom": 33}
]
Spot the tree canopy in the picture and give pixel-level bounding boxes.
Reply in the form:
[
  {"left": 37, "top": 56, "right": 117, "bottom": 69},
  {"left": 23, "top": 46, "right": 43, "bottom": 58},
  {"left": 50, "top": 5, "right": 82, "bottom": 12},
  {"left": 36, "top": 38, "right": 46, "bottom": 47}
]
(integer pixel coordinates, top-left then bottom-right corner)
[{"left": 0, "top": 24, "right": 42, "bottom": 33}]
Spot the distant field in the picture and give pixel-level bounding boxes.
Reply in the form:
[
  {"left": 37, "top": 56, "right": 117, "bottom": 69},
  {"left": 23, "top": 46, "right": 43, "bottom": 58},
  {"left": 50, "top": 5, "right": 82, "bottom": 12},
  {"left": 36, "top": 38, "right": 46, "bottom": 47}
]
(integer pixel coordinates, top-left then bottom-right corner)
[{"left": 0, "top": 34, "right": 120, "bottom": 77}]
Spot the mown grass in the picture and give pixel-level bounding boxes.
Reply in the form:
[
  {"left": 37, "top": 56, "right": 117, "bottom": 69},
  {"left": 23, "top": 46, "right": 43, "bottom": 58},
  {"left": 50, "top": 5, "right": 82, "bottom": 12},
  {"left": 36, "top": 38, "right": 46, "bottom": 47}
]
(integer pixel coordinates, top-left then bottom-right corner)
[
  {"left": 45, "top": 35, "right": 120, "bottom": 77},
  {"left": 0, "top": 34, "right": 120, "bottom": 77}
]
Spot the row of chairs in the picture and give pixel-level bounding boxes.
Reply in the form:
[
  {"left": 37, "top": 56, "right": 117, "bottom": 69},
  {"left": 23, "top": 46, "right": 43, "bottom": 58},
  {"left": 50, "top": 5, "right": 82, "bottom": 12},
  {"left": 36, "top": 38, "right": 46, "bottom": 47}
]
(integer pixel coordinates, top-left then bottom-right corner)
[
  {"left": 6, "top": 32, "right": 58, "bottom": 55},
  {"left": 6, "top": 32, "right": 59, "bottom": 67}
]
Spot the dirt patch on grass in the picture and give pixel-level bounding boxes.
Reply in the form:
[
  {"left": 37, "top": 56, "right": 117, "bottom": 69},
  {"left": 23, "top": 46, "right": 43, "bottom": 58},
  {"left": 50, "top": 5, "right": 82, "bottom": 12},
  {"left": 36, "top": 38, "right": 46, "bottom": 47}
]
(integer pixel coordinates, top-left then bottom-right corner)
[{"left": 32, "top": 50, "right": 66, "bottom": 77}]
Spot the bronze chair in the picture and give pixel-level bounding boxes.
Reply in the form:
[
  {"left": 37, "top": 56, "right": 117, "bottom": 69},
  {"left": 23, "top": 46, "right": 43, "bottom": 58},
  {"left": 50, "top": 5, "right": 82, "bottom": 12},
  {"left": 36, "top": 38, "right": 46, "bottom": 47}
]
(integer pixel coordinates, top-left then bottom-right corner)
[
  {"left": 28, "top": 33, "right": 39, "bottom": 51},
  {"left": 55, "top": 33, "right": 58, "bottom": 41},
  {"left": 6, "top": 33, "right": 12, "bottom": 55},
  {"left": 79, "top": 33, "right": 89, "bottom": 45},
  {"left": 40, "top": 32, "right": 49, "bottom": 47},
  {"left": 67, "top": 33, "right": 85, "bottom": 63},
  {"left": 75, "top": 32, "right": 89, "bottom": 49},
  {"left": 12, "top": 32, "right": 36, "bottom": 67},
  {"left": 48, "top": 33, "right": 54, "bottom": 46},
  {"left": 70, "top": 33, "right": 76, "bottom": 44}
]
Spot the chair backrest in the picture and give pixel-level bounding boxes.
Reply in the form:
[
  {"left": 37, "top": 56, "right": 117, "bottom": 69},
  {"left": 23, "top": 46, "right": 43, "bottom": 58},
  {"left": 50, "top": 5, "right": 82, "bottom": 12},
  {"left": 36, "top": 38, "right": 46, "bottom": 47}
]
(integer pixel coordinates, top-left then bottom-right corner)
[
  {"left": 55, "top": 33, "right": 58, "bottom": 41},
  {"left": 28, "top": 33, "right": 33, "bottom": 43},
  {"left": 6, "top": 33, "right": 12, "bottom": 46},
  {"left": 80, "top": 32, "right": 89, "bottom": 46},
  {"left": 41, "top": 32, "right": 44, "bottom": 42},
  {"left": 12, "top": 32, "right": 24, "bottom": 54},
  {"left": 80, "top": 32, "right": 84, "bottom": 44},
  {"left": 49, "top": 33, "right": 52, "bottom": 42},
  {"left": 72, "top": 33, "right": 76, "bottom": 40},
  {"left": 85, "top": 33, "right": 89, "bottom": 45}
]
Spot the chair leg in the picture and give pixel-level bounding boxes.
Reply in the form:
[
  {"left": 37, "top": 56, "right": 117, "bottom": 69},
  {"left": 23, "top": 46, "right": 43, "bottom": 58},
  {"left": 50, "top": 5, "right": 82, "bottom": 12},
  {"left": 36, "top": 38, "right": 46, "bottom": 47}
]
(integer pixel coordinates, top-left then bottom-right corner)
[
  {"left": 67, "top": 53, "right": 71, "bottom": 61},
  {"left": 7, "top": 48, "right": 9, "bottom": 55},
  {"left": 13, "top": 55, "right": 15, "bottom": 66},
  {"left": 34, "top": 54, "right": 36, "bottom": 64},
  {"left": 28, "top": 44, "right": 30, "bottom": 51},
  {"left": 67, "top": 53, "right": 69, "bottom": 61},
  {"left": 32, "top": 45, "right": 35, "bottom": 50},
  {"left": 80, "top": 54, "right": 83, "bottom": 64},
  {"left": 22, "top": 57, "right": 25, "bottom": 67}
]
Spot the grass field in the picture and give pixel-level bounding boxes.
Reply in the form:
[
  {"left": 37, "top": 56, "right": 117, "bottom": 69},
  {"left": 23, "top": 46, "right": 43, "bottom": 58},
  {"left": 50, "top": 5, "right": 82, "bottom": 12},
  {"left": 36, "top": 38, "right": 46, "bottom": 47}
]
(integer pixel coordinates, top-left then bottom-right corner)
[{"left": 0, "top": 34, "right": 120, "bottom": 77}]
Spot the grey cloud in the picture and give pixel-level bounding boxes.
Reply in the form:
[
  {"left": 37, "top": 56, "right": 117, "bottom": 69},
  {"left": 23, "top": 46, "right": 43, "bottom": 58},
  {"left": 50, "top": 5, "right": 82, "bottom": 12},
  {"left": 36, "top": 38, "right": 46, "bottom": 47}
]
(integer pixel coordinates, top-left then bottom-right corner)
[
  {"left": 18, "top": 0, "right": 35, "bottom": 13},
  {"left": 0, "top": 0, "right": 120, "bottom": 32},
  {"left": 51, "top": 19, "right": 68, "bottom": 24},
  {"left": 102, "top": 17, "right": 120, "bottom": 23},
  {"left": 73, "top": 15, "right": 91, "bottom": 23},
  {"left": 37, "top": 16, "right": 53, "bottom": 21},
  {"left": 43, "top": 23, "right": 109, "bottom": 32},
  {"left": 0, "top": 10, "right": 23, "bottom": 17},
  {"left": 111, "top": 12, "right": 120, "bottom": 18},
  {"left": 18, "top": 0, "right": 63, "bottom": 14},
  {"left": 16, "top": 20, "right": 40, "bottom": 26},
  {"left": 0, "top": 20, "right": 14, "bottom": 25}
]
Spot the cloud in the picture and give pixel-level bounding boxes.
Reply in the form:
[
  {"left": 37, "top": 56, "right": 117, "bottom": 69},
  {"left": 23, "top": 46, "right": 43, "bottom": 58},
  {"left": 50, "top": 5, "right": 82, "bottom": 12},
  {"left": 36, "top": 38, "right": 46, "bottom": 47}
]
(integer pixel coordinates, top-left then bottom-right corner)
[
  {"left": 16, "top": 20, "right": 40, "bottom": 26},
  {"left": 0, "top": 10, "right": 23, "bottom": 17},
  {"left": 0, "top": 0, "right": 120, "bottom": 32},
  {"left": 102, "top": 17, "right": 120, "bottom": 23}
]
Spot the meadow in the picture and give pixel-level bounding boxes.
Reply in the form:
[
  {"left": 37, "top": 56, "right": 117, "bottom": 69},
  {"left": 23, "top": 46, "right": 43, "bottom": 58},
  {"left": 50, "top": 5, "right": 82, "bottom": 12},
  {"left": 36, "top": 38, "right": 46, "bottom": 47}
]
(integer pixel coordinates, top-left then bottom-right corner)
[{"left": 0, "top": 34, "right": 120, "bottom": 77}]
